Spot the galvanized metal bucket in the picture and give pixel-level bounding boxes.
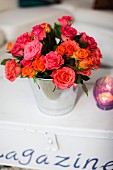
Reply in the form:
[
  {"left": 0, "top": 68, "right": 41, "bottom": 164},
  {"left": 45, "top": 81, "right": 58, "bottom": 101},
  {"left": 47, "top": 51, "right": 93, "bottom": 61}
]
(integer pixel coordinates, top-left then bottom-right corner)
[{"left": 29, "top": 78, "right": 78, "bottom": 116}]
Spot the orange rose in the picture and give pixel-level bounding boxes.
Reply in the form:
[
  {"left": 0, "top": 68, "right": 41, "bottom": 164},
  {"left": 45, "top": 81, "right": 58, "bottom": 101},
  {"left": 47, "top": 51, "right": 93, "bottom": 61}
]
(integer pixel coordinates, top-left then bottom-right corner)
[
  {"left": 56, "top": 45, "right": 65, "bottom": 56},
  {"left": 61, "top": 40, "right": 79, "bottom": 57},
  {"left": 41, "top": 23, "right": 51, "bottom": 33},
  {"left": 73, "top": 48, "right": 90, "bottom": 60},
  {"left": 22, "top": 66, "right": 35, "bottom": 78},
  {"left": 6, "top": 42, "right": 14, "bottom": 51},
  {"left": 32, "top": 57, "right": 46, "bottom": 72},
  {"left": 79, "top": 57, "right": 93, "bottom": 69}
]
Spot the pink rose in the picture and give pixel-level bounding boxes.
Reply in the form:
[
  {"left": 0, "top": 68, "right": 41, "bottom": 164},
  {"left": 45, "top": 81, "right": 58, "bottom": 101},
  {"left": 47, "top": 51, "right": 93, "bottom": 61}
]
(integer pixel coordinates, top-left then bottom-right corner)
[
  {"left": 58, "top": 16, "right": 72, "bottom": 26},
  {"left": 24, "top": 39, "right": 43, "bottom": 60},
  {"left": 80, "top": 32, "right": 97, "bottom": 50},
  {"left": 51, "top": 67, "right": 76, "bottom": 90},
  {"left": 5, "top": 60, "right": 21, "bottom": 82},
  {"left": 16, "top": 32, "right": 31, "bottom": 48},
  {"left": 61, "top": 26, "right": 77, "bottom": 41},
  {"left": 11, "top": 43, "right": 23, "bottom": 57},
  {"left": 31, "top": 24, "right": 46, "bottom": 41},
  {"left": 42, "top": 51, "right": 64, "bottom": 70},
  {"left": 20, "top": 59, "right": 32, "bottom": 67}
]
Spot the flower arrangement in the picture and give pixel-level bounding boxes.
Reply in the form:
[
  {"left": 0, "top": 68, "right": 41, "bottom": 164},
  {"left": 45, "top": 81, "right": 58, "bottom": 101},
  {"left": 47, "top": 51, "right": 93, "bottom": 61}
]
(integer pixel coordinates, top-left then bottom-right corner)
[{"left": 1, "top": 16, "right": 102, "bottom": 95}]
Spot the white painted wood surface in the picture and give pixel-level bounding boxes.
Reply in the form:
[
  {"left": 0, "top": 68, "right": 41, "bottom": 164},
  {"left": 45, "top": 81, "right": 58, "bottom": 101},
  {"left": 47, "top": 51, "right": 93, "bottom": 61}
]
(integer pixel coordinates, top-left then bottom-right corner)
[{"left": 0, "top": 64, "right": 113, "bottom": 170}]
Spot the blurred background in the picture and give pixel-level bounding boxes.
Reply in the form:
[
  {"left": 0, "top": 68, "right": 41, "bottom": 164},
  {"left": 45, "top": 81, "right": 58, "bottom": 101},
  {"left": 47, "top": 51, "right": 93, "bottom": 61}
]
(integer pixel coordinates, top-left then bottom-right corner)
[{"left": 0, "top": 0, "right": 113, "bottom": 67}]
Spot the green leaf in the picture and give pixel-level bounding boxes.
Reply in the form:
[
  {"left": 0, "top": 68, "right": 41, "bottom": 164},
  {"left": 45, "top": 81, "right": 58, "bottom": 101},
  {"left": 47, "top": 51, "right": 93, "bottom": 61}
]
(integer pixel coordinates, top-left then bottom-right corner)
[
  {"left": 6, "top": 51, "right": 11, "bottom": 53},
  {"left": 52, "top": 85, "right": 56, "bottom": 92},
  {"left": 76, "top": 74, "right": 82, "bottom": 84},
  {"left": 33, "top": 77, "right": 40, "bottom": 89},
  {"left": 81, "top": 75, "right": 90, "bottom": 81},
  {"left": 33, "top": 77, "right": 37, "bottom": 83},
  {"left": 74, "top": 35, "right": 81, "bottom": 42},
  {"left": 79, "top": 42, "right": 88, "bottom": 48},
  {"left": 69, "top": 58, "right": 75, "bottom": 66},
  {"left": 16, "top": 56, "right": 23, "bottom": 61},
  {"left": 82, "top": 83, "right": 88, "bottom": 96},
  {"left": 54, "top": 23, "right": 61, "bottom": 38},
  {"left": 1, "top": 59, "right": 11, "bottom": 65}
]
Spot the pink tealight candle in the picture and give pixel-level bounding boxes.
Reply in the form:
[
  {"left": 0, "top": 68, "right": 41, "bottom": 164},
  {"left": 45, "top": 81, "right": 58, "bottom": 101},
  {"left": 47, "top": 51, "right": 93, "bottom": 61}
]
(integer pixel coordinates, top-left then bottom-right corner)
[
  {"left": 93, "top": 77, "right": 113, "bottom": 110},
  {"left": 98, "top": 92, "right": 113, "bottom": 103}
]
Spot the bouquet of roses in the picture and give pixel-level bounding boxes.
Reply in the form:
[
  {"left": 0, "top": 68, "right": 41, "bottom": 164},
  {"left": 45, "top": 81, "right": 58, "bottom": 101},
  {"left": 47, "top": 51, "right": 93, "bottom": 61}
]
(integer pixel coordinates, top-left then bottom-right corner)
[{"left": 1, "top": 15, "right": 102, "bottom": 95}]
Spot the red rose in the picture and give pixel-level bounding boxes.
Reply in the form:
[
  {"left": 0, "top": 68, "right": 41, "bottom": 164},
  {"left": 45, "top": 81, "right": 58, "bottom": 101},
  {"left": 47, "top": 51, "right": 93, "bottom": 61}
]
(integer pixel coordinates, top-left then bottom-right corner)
[
  {"left": 11, "top": 43, "right": 23, "bottom": 57},
  {"left": 78, "top": 69, "right": 92, "bottom": 77},
  {"left": 16, "top": 32, "right": 31, "bottom": 48},
  {"left": 58, "top": 16, "right": 72, "bottom": 26},
  {"left": 31, "top": 24, "right": 46, "bottom": 41},
  {"left": 61, "top": 26, "right": 77, "bottom": 41},
  {"left": 80, "top": 32, "right": 97, "bottom": 50},
  {"left": 90, "top": 47, "right": 102, "bottom": 69},
  {"left": 5, "top": 60, "right": 21, "bottom": 82},
  {"left": 51, "top": 67, "right": 76, "bottom": 90},
  {"left": 20, "top": 59, "right": 32, "bottom": 67}
]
